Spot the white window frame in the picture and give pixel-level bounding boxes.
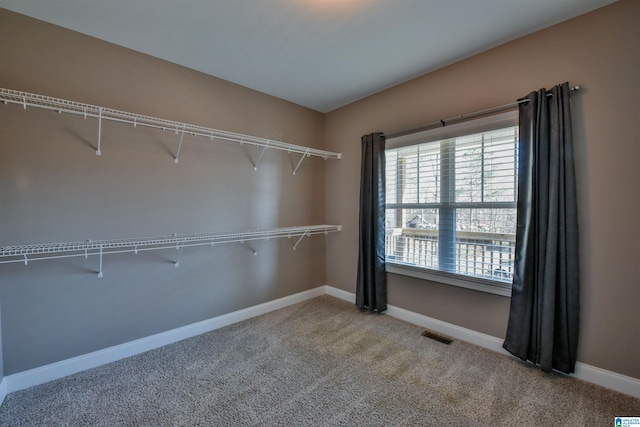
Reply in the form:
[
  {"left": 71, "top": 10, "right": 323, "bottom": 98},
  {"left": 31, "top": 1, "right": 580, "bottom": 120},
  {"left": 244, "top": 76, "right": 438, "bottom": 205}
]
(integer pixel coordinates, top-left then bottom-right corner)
[{"left": 385, "top": 110, "right": 518, "bottom": 297}]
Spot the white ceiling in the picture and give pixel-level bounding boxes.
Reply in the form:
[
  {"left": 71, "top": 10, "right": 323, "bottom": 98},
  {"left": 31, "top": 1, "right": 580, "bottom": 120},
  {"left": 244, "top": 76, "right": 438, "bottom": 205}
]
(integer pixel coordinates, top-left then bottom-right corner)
[{"left": 0, "top": 0, "right": 617, "bottom": 113}]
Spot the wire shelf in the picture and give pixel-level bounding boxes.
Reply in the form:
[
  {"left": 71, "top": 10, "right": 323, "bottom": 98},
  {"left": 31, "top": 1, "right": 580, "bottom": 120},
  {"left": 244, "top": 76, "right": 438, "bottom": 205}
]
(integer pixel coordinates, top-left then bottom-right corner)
[
  {"left": 0, "top": 225, "right": 342, "bottom": 276},
  {"left": 0, "top": 88, "right": 342, "bottom": 167}
]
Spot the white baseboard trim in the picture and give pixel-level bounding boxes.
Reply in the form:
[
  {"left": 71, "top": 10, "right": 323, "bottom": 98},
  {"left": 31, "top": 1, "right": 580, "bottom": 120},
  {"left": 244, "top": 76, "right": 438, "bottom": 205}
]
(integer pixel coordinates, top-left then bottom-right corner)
[
  {"left": 3, "top": 286, "right": 325, "bottom": 396},
  {"left": 574, "top": 362, "right": 640, "bottom": 399},
  {"left": 0, "top": 377, "right": 7, "bottom": 406},
  {"left": 324, "top": 285, "right": 356, "bottom": 303},
  {"left": 324, "top": 286, "right": 640, "bottom": 399},
  {"left": 3, "top": 285, "right": 638, "bottom": 401}
]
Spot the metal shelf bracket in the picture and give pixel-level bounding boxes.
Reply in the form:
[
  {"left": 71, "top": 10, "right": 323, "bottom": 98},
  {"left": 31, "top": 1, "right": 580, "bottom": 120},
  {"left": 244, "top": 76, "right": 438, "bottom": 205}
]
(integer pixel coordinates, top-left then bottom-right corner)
[
  {"left": 293, "top": 148, "right": 310, "bottom": 175},
  {"left": 96, "top": 107, "right": 103, "bottom": 156},
  {"left": 174, "top": 124, "right": 187, "bottom": 164},
  {"left": 253, "top": 140, "right": 270, "bottom": 171},
  {"left": 98, "top": 244, "right": 104, "bottom": 278},
  {"left": 175, "top": 244, "right": 184, "bottom": 267},
  {"left": 293, "top": 229, "right": 311, "bottom": 251}
]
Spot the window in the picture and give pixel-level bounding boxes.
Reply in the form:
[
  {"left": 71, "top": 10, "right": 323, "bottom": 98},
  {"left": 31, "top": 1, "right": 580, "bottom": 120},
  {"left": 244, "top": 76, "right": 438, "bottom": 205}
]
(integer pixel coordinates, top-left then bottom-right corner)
[{"left": 385, "top": 111, "right": 518, "bottom": 296}]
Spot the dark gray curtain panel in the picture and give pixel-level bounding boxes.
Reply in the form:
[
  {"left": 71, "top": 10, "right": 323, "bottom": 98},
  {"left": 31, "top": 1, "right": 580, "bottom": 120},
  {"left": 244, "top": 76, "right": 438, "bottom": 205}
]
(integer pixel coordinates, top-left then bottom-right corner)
[
  {"left": 503, "top": 83, "right": 580, "bottom": 374},
  {"left": 356, "top": 132, "right": 387, "bottom": 312}
]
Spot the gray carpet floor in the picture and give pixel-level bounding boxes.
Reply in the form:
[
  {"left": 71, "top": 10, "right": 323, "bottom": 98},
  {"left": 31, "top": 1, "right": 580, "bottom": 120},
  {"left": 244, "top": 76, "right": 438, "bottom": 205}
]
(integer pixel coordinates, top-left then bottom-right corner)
[{"left": 0, "top": 295, "right": 638, "bottom": 426}]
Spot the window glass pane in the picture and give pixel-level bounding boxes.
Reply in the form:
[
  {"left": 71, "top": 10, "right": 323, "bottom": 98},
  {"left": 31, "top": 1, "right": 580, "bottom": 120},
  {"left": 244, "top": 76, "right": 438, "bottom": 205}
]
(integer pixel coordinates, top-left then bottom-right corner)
[
  {"left": 384, "top": 207, "right": 516, "bottom": 282},
  {"left": 454, "top": 127, "right": 518, "bottom": 203},
  {"left": 400, "top": 149, "right": 419, "bottom": 204},
  {"left": 385, "top": 150, "right": 399, "bottom": 204},
  {"left": 385, "top": 208, "right": 439, "bottom": 268},
  {"left": 455, "top": 208, "right": 516, "bottom": 282},
  {"left": 388, "top": 144, "right": 441, "bottom": 205},
  {"left": 456, "top": 207, "right": 517, "bottom": 234},
  {"left": 455, "top": 134, "right": 483, "bottom": 203},
  {"left": 483, "top": 128, "right": 518, "bottom": 203},
  {"left": 418, "top": 144, "right": 441, "bottom": 204}
]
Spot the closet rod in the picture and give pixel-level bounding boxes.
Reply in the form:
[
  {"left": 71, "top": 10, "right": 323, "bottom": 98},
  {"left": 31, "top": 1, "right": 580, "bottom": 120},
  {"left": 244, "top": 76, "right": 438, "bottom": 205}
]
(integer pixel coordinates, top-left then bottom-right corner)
[
  {"left": 384, "top": 85, "right": 581, "bottom": 139},
  {"left": 0, "top": 88, "right": 342, "bottom": 161}
]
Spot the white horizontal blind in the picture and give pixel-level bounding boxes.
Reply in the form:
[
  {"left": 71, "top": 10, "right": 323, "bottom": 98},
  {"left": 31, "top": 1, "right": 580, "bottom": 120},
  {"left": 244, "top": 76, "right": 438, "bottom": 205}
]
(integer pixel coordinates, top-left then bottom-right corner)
[{"left": 385, "top": 123, "right": 518, "bottom": 283}]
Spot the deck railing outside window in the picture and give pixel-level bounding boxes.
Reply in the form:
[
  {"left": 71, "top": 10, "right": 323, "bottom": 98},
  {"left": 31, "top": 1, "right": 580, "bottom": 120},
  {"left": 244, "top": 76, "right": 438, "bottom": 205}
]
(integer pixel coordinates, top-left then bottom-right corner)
[{"left": 385, "top": 228, "right": 515, "bottom": 282}]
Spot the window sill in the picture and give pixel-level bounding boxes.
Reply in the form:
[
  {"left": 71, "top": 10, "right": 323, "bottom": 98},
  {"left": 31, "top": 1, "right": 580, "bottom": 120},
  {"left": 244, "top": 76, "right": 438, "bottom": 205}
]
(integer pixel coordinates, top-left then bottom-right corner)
[{"left": 385, "top": 262, "right": 512, "bottom": 297}]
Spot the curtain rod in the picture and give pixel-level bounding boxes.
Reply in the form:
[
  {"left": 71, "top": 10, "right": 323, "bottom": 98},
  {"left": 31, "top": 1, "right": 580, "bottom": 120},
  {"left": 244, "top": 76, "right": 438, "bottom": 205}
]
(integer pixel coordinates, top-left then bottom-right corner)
[{"left": 383, "top": 85, "right": 581, "bottom": 139}]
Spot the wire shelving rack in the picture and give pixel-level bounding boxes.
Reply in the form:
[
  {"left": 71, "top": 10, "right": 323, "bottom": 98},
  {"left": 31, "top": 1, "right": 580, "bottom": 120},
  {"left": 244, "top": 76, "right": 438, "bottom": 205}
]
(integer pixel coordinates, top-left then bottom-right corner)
[
  {"left": 0, "top": 225, "right": 342, "bottom": 277},
  {"left": 0, "top": 88, "right": 341, "bottom": 173}
]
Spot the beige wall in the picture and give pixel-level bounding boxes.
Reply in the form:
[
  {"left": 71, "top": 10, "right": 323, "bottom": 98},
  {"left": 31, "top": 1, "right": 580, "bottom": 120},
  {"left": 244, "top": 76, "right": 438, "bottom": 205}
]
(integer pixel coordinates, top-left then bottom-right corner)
[
  {"left": 325, "top": 0, "right": 640, "bottom": 378},
  {"left": 0, "top": 9, "right": 326, "bottom": 374}
]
